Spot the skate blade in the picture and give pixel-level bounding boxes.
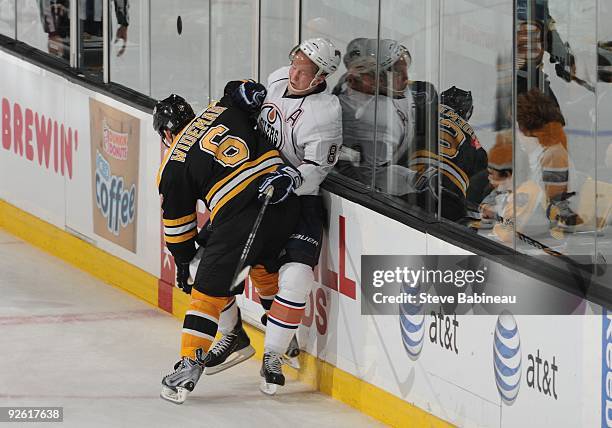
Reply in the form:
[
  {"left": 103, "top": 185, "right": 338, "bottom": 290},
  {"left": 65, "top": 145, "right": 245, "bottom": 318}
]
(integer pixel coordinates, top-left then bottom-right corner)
[
  {"left": 259, "top": 378, "right": 278, "bottom": 396},
  {"left": 205, "top": 345, "right": 255, "bottom": 375},
  {"left": 160, "top": 385, "right": 189, "bottom": 404},
  {"left": 283, "top": 355, "right": 300, "bottom": 370}
]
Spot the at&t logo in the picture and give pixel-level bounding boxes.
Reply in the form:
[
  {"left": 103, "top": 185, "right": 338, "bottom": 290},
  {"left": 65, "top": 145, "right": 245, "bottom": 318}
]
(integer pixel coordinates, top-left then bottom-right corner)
[
  {"left": 494, "top": 310, "right": 522, "bottom": 404},
  {"left": 399, "top": 282, "right": 425, "bottom": 359}
]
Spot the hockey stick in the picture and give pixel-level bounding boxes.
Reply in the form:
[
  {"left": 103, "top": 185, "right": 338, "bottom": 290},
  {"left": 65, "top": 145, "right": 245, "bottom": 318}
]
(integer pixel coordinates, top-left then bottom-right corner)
[
  {"left": 464, "top": 199, "right": 606, "bottom": 276},
  {"left": 228, "top": 186, "right": 274, "bottom": 294},
  {"left": 571, "top": 75, "right": 595, "bottom": 93}
]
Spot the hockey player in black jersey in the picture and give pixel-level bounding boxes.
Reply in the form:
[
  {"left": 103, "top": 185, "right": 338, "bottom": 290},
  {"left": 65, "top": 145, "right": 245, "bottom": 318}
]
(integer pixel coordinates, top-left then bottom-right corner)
[
  {"left": 410, "top": 86, "right": 487, "bottom": 221},
  {"left": 154, "top": 81, "right": 302, "bottom": 404}
]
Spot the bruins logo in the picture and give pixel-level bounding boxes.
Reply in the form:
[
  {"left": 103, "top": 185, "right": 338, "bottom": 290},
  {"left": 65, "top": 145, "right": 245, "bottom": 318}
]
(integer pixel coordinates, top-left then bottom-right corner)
[{"left": 258, "top": 104, "right": 284, "bottom": 150}]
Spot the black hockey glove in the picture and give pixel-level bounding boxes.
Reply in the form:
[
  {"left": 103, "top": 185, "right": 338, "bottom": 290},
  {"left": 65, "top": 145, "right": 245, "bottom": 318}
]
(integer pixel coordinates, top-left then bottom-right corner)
[
  {"left": 258, "top": 165, "right": 303, "bottom": 204},
  {"left": 175, "top": 261, "right": 192, "bottom": 294}
]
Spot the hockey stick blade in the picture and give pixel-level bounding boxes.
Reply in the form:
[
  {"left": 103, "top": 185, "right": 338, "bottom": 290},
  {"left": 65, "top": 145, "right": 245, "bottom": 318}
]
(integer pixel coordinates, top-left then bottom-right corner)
[{"left": 228, "top": 186, "right": 274, "bottom": 294}]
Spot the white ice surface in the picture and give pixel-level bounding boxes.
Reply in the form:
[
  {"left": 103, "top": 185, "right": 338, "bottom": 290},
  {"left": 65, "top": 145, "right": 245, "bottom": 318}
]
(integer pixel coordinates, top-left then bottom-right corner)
[{"left": 0, "top": 230, "right": 381, "bottom": 428}]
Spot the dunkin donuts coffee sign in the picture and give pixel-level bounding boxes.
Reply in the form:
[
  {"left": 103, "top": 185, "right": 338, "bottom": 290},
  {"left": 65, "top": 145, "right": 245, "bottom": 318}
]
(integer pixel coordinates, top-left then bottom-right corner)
[{"left": 89, "top": 99, "right": 140, "bottom": 252}]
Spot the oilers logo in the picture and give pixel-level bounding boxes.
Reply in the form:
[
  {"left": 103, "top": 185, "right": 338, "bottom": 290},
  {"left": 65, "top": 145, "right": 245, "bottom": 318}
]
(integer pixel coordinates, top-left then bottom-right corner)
[
  {"left": 399, "top": 281, "right": 425, "bottom": 360},
  {"left": 258, "top": 104, "right": 284, "bottom": 150},
  {"left": 493, "top": 310, "right": 522, "bottom": 405}
]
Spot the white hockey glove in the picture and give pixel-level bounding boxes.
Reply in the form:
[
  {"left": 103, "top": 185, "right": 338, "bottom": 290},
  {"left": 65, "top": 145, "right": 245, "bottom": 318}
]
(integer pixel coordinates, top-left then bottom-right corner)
[{"left": 258, "top": 165, "right": 303, "bottom": 204}]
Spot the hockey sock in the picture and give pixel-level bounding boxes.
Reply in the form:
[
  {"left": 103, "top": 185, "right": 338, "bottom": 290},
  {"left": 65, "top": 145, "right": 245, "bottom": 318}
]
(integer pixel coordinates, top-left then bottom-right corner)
[
  {"left": 264, "top": 263, "right": 312, "bottom": 354},
  {"left": 181, "top": 289, "right": 230, "bottom": 359},
  {"left": 217, "top": 297, "right": 238, "bottom": 335},
  {"left": 250, "top": 265, "right": 279, "bottom": 312}
]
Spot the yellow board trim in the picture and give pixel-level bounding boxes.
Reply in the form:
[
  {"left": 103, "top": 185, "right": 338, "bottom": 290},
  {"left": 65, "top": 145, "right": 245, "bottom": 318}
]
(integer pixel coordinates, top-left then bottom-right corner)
[
  {"left": 0, "top": 199, "right": 452, "bottom": 428},
  {"left": 0, "top": 200, "right": 158, "bottom": 307}
]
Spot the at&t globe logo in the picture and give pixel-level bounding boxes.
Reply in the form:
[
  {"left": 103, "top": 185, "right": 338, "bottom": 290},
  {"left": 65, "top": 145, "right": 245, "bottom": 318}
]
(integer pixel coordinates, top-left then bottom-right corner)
[
  {"left": 400, "top": 282, "right": 425, "bottom": 359},
  {"left": 494, "top": 311, "right": 522, "bottom": 404}
]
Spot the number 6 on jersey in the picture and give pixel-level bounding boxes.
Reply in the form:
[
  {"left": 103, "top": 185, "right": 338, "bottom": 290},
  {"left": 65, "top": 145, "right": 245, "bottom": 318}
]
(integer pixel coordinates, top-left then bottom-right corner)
[{"left": 200, "top": 124, "right": 250, "bottom": 167}]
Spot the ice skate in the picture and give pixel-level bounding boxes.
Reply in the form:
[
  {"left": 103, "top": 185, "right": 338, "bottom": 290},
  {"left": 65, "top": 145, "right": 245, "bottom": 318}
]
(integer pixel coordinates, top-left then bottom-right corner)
[
  {"left": 260, "top": 351, "right": 285, "bottom": 396},
  {"left": 261, "top": 313, "right": 301, "bottom": 369},
  {"left": 160, "top": 350, "right": 206, "bottom": 404},
  {"left": 205, "top": 320, "right": 255, "bottom": 375},
  {"left": 547, "top": 192, "right": 583, "bottom": 233},
  {"left": 283, "top": 335, "right": 300, "bottom": 370}
]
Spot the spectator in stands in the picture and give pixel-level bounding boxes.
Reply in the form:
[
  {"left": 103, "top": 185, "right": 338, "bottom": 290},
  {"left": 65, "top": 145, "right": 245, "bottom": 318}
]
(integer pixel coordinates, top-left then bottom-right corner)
[
  {"left": 38, "top": 0, "right": 128, "bottom": 64},
  {"left": 38, "top": 0, "right": 70, "bottom": 60},
  {"left": 516, "top": 88, "right": 582, "bottom": 230},
  {"left": 478, "top": 141, "right": 513, "bottom": 224},
  {"left": 482, "top": 139, "right": 551, "bottom": 243}
]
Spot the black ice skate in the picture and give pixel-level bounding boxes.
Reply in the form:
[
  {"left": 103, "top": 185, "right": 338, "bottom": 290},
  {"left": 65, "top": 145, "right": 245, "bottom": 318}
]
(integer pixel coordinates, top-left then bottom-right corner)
[
  {"left": 205, "top": 318, "right": 255, "bottom": 375},
  {"left": 547, "top": 192, "right": 583, "bottom": 232},
  {"left": 260, "top": 351, "right": 285, "bottom": 395},
  {"left": 160, "top": 349, "right": 207, "bottom": 404},
  {"left": 283, "top": 334, "right": 300, "bottom": 369},
  {"left": 261, "top": 313, "right": 301, "bottom": 369}
]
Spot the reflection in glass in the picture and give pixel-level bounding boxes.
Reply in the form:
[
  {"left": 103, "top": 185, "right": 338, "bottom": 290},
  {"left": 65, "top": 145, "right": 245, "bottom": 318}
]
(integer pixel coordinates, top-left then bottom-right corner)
[
  {"left": 302, "top": 0, "right": 379, "bottom": 91},
  {"left": 303, "top": 0, "right": 379, "bottom": 189},
  {"left": 335, "top": 38, "right": 415, "bottom": 195},
  {"left": 111, "top": 0, "right": 147, "bottom": 93},
  {"left": 438, "top": 1, "right": 513, "bottom": 235},
  {"left": 512, "top": 0, "right": 599, "bottom": 268},
  {"left": 0, "top": 0, "right": 15, "bottom": 38},
  {"left": 260, "top": 0, "right": 296, "bottom": 82},
  {"left": 18, "top": 0, "right": 70, "bottom": 62},
  {"left": 378, "top": 0, "right": 440, "bottom": 215},
  {"left": 596, "top": 0, "right": 612, "bottom": 270},
  {"left": 77, "top": 0, "right": 129, "bottom": 80}
]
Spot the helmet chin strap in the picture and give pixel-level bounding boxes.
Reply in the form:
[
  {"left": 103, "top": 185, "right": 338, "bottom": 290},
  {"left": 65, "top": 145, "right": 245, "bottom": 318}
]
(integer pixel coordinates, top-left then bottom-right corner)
[
  {"left": 287, "top": 80, "right": 316, "bottom": 96},
  {"left": 161, "top": 130, "right": 173, "bottom": 148},
  {"left": 287, "top": 69, "right": 326, "bottom": 96}
]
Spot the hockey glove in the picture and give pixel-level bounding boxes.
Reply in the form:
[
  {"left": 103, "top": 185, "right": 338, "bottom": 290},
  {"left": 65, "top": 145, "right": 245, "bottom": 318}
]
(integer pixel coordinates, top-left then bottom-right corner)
[
  {"left": 175, "top": 261, "right": 193, "bottom": 294},
  {"left": 258, "top": 165, "right": 303, "bottom": 204}
]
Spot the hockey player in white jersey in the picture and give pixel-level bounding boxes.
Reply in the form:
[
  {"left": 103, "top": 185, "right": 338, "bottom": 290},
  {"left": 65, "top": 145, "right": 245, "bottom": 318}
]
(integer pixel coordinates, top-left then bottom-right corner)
[
  {"left": 256, "top": 38, "right": 342, "bottom": 394},
  {"left": 205, "top": 38, "right": 342, "bottom": 395},
  {"left": 333, "top": 38, "right": 416, "bottom": 195}
]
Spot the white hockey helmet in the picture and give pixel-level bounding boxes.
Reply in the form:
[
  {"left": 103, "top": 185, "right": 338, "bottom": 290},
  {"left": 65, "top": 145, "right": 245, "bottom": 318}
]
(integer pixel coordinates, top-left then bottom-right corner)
[
  {"left": 290, "top": 37, "right": 341, "bottom": 79},
  {"left": 344, "top": 38, "right": 411, "bottom": 73}
]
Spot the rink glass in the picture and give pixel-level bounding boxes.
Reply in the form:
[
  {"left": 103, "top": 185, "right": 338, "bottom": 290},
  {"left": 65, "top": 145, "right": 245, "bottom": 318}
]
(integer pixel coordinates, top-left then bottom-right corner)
[
  {"left": 0, "top": 0, "right": 14, "bottom": 38},
  {"left": 2, "top": 0, "right": 611, "bottom": 287}
]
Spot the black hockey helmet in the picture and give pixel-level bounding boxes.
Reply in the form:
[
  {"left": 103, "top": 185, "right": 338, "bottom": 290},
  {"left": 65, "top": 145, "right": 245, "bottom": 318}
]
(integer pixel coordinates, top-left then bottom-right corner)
[
  {"left": 441, "top": 86, "right": 473, "bottom": 121},
  {"left": 153, "top": 94, "right": 195, "bottom": 146}
]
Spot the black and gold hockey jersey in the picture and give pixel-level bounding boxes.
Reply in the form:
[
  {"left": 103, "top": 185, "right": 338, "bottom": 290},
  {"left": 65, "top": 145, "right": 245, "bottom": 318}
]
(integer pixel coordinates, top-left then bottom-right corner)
[
  {"left": 410, "top": 103, "right": 487, "bottom": 199},
  {"left": 157, "top": 101, "right": 285, "bottom": 263}
]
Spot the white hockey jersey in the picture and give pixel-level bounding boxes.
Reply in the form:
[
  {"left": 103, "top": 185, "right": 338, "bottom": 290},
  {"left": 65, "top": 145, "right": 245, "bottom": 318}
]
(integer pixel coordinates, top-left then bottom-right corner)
[
  {"left": 337, "top": 87, "right": 414, "bottom": 167},
  {"left": 334, "top": 84, "right": 415, "bottom": 195},
  {"left": 257, "top": 66, "right": 343, "bottom": 196}
]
